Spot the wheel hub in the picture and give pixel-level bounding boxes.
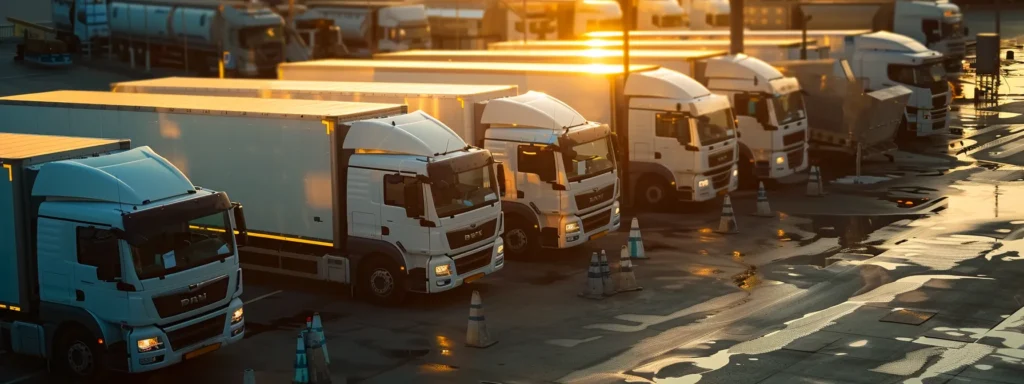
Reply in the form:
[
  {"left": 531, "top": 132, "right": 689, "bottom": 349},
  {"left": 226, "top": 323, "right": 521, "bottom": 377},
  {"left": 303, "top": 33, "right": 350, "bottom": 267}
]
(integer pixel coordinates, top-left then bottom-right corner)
[
  {"left": 370, "top": 268, "right": 394, "bottom": 296},
  {"left": 645, "top": 185, "right": 663, "bottom": 203},
  {"left": 67, "top": 341, "right": 93, "bottom": 375},
  {"left": 506, "top": 228, "right": 528, "bottom": 251}
]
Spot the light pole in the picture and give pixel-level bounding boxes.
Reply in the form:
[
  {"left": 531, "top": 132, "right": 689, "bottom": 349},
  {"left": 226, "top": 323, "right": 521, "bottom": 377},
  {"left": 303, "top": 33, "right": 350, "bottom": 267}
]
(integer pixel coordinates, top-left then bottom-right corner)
[
  {"left": 729, "top": 0, "right": 743, "bottom": 55},
  {"left": 621, "top": 0, "right": 632, "bottom": 207},
  {"left": 801, "top": 14, "right": 812, "bottom": 60}
]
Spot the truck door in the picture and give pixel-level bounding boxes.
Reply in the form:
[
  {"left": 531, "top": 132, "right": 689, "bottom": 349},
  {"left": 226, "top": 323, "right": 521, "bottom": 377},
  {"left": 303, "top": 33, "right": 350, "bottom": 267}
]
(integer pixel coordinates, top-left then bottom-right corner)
[
  {"left": 380, "top": 173, "right": 431, "bottom": 254},
  {"left": 653, "top": 111, "right": 695, "bottom": 175},
  {"left": 72, "top": 226, "right": 128, "bottom": 319},
  {"left": 514, "top": 144, "right": 563, "bottom": 215}
]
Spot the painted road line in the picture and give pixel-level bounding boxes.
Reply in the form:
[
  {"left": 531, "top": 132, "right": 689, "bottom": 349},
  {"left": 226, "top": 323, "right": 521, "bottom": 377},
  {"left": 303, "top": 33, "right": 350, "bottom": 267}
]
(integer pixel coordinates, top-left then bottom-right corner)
[
  {"left": 1, "top": 371, "right": 44, "bottom": 384},
  {"left": 244, "top": 290, "right": 283, "bottom": 305}
]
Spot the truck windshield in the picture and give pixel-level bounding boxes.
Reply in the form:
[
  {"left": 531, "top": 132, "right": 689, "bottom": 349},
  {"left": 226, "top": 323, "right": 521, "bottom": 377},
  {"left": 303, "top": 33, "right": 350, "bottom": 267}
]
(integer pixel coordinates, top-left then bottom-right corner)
[
  {"left": 564, "top": 136, "right": 615, "bottom": 182},
  {"left": 942, "top": 21, "right": 963, "bottom": 38},
  {"left": 888, "top": 62, "right": 946, "bottom": 87},
  {"left": 239, "top": 26, "right": 285, "bottom": 49},
  {"left": 398, "top": 24, "right": 431, "bottom": 43},
  {"left": 130, "top": 212, "right": 235, "bottom": 280},
  {"left": 694, "top": 108, "right": 736, "bottom": 146},
  {"left": 772, "top": 91, "right": 807, "bottom": 125},
  {"left": 431, "top": 164, "right": 499, "bottom": 217}
]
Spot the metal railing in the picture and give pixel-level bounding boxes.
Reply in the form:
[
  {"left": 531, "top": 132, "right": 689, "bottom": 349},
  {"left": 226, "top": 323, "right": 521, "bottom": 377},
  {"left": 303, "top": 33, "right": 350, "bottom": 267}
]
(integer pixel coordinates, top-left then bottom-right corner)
[{"left": 0, "top": 25, "right": 14, "bottom": 41}]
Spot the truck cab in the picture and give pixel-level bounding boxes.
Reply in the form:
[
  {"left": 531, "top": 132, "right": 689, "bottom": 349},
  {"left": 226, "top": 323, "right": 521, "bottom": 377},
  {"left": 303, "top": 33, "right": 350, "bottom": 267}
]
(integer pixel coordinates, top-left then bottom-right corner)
[
  {"left": 474, "top": 92, "right": 621, "bottom": 256},
  {"left": 276, "top": 4, "right": 347, "bottom": 61},
  {"left": 683, "top": 0, "right": 730, "bottom": 30},
  {"left": 626, "top": 68, "right": 739, "bottom": 206},
  {"left": 893, "top": 0, "right": 966, "bottom": 77},
  {"left": 700, "top": 54, "right": 809, "bottom": 184},
  {"left": 638, "top": 0, "right": 688, "bottom": 30},
  {"left": 307, "top": 1, "right": 432, "bottom": 55},
  {"left": 1, "top": 138, "right": 246, "bottom": 378},
  {"left": 339, "top": 111, "right": 504, "bottom": 301},
  {"left": 573, "top": 0, "right": 623, "bottom": 35},
  {"left": 845, "top": 31, "right": 950, "bottom": 137},
  {"left": 50, "top": 0, "right": 110, "bottom": 54}
]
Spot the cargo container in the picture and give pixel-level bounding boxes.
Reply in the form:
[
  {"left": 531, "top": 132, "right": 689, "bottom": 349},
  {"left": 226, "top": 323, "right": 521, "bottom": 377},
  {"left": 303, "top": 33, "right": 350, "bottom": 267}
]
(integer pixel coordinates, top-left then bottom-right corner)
[{"left": 486, "top": 38, "right": 831, "bottom": 61}]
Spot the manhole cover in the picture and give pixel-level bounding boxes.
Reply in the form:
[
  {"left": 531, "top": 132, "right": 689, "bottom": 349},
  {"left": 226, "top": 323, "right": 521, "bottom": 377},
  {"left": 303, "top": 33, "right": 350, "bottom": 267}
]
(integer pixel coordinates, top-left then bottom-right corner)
[{"left": 880, "top": 309, "right": 937, "bottom": 325}]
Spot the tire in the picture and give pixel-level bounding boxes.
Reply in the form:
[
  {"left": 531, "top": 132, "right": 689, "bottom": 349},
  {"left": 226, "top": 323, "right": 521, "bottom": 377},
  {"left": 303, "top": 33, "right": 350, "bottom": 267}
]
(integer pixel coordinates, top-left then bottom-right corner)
[
  {"left": 359, "top": 256, "right": 406, "bottom": 306},
  {"left": 54, "top": 327, "right": 107, "bottom": 381},
  {"left": 503, "top": 217, "right": 537, "bottom": 257},
  {"left": 637, "top": 177, "right": 671, "bottom": 209}
]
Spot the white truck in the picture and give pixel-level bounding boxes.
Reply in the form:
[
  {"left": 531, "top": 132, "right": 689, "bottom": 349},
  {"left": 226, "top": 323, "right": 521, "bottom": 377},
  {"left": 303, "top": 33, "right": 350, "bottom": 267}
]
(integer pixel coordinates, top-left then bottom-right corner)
[
  {"left": 638, "top": 0, "right": 689, "bottom": 30},
  {"left": 485, "top": 38, "right": 831, "bottom": 61},
  {"left": 304, "top": 0, "right": 431, "bottom": 56},
  {"left": 50, "top": 0, "right": 110, "bottom": 56},
  {"left": 376, "top": 50, "right": 810, "bottom": 185},
  {"left": 0, "top": 91, "right": 504, "bottom": 305},
  {"left": 0, "top": 133, "right": 247, "bottom": 379},
  {"left": 105, "top": 0, "right": 286, "bottom": 77},
  {"left": 279, "top": 60, "right": 739, "bottom": 207},
  {"left": 111, "top": 78, "right": 622, "bottom": 256},
  {"left": 681, "top": 0, "right": 731, "bottom": 30},
  {"left": 273, "top": 4, "right": 347, "bottom": 61}
]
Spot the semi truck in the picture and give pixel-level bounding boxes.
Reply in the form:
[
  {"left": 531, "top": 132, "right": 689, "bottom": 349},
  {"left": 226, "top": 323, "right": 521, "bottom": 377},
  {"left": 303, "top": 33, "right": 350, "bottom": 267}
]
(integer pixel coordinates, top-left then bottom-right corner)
[
  {"left": 106, "top": 0, "right": 286, "bottom": 77},
  {"left": 0, "top": 133, "right": 247, "bottom": 379},
  {"left": 485, "top": 38, "right": 831, "bottom": 61},
  {"left": 279, "top": 60, "right": 739, "bottom": 207},
  {"left": 682, "top": 0, "right": 731, "bottom": 30},
  {"left": 111, "top": 78, "right": 622, "bottom": 257},
  {"left": 50, "top": 0, "right": 110, "bottom": 56},
  {"left": 273, "top": 4, "right": 347, "bottom": 61},
  {"left": 0, "top": 91, "right": 504, "bottom": 305},
  {"left": 376, "top": 49, "right": 810, "bottom": 186},
  {"left": 304, "top": 0, "right": 431, "bottom": 56}
]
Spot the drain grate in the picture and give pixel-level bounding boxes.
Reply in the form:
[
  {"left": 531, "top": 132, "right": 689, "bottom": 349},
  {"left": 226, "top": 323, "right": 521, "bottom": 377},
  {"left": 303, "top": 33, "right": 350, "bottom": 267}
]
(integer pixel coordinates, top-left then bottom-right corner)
[{"left": 880, "top": 309, "right": 937, "bottom": 325}]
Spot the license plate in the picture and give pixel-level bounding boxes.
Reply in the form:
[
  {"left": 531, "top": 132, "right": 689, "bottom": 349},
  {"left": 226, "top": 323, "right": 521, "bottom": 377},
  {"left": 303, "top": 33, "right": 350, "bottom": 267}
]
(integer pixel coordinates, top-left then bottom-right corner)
[
  {"left": 185, "top": 343, "right": 221, "bottom": 360},
  {"left": 464, "top": 273, "right": 485, "bottom": 284},
  {"left": 589, "top": 230, "right": 609, "bottom": 241}
]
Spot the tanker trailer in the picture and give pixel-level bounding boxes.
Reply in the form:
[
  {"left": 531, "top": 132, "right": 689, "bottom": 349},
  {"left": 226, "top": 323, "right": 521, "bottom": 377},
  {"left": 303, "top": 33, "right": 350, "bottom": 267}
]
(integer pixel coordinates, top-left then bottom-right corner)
[{"left": 108, "top": 0, "right": 286, "bottom": 77}]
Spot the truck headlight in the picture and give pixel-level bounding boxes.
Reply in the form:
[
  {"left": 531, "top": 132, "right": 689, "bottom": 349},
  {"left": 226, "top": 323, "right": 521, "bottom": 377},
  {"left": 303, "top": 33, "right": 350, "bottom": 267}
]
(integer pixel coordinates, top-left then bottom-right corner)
[
  {"left": 565, "top": 222, "right": 581, "bottom": 234},
  {"left": 698, "top": 179, "right": 710, "bottom": 188},
  {"left": 733, "top": 169, "right": 739, "bottom": 177},
  {"left": 614, "top": 206, "right": 620, "bottom": 216},
  {"left": 137, "top": 337, "right": 163, "bottom": 353},
  {"left": 496, "top": 244, "right": 504, "bottom": 255},
  {"left": 434, "top": 264, "right": 451, "bottom": 277},
  {"left": 232, "top": 307, "right": 244, "bottom": 324},
  {"left": 775, "top": 156, "right": 785, "bottom": 165}
]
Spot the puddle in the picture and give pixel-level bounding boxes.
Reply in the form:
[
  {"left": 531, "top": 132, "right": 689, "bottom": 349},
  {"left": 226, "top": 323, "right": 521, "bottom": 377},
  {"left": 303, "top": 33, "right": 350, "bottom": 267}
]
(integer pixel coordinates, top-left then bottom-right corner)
[
  {"left": 382, "top": 347, "right": 431, "bottom": 359},
  {"left": 884, "top": 196, "right": 933, "bottom": 209},
  {"left": 732, "top": 266, "right": 759, "bottom": 289},
  {"left": 244, "top": 310, "right": 348, "bottom": 339}
]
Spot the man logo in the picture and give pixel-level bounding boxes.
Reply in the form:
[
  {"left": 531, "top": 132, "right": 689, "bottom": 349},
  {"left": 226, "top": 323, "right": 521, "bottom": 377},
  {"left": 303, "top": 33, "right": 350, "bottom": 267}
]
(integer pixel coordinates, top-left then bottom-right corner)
[
  {"left": 589, "top": 193, "right": 605, "bottom": 204},
  {"left": 180, "top": 293, "right": 208, "bottom": 307},
  {"left": 464, "top": 230, "right": 484, "bottom": 241}
]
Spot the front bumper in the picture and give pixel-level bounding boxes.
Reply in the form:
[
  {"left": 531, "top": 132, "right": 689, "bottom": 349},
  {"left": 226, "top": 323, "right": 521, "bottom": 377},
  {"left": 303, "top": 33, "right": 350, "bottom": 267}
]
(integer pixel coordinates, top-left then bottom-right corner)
[
  {"left": 757, "top": 146, "right": 809, "bottom": 179},
  {"left": 557, "top": 200, "right": 621, "bottom": 249},
  {"left": 909, "top": 110, "right": 949, "bottom": 137},
  {"left": 683, "top": 164, "right": 738, "bottom": 202},
  {"left": 427, "top": 237, "right": 504, "bottom": 294},
  {"left": 128, "top": 297, "right": 245, "bottom": 372}
]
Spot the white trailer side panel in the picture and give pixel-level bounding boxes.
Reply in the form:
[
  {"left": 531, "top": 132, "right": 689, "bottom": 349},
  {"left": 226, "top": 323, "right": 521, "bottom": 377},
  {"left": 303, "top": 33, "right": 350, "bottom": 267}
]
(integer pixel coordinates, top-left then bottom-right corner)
[{"left": 0, "top": 104, "right": 337, "bottom": 242}]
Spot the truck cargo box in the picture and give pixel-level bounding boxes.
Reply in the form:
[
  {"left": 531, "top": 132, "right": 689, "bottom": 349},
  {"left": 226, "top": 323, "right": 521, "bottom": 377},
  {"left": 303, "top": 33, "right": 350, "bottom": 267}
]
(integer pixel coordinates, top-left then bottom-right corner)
[{"left": 0, "top": 133, "right": 130, "bottom": 313}]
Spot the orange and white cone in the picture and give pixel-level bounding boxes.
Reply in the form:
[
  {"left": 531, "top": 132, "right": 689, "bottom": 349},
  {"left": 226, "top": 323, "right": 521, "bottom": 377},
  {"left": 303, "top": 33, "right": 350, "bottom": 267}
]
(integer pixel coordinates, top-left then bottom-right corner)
[
  {"left": 579, "top": 252, "right": 605, "bottom": 300},
  {"left": 292, "top": 333, "right": 309, "bottom": 384},
  {"left": 466, "top": 290, "right": 497, "bottom": 348},
  {"left": 716, "top": 195, "right": 739, "bottom": 234},
  {"left": 310, "top": 313, "right": 329, "bottom": 365},
  {"left": 753, "top": 182, "right": 773, "bottom": 217},
  {"left": 243, "top": 369, "right": 256, "bottom": 384},
  {"left": 628, "top": 218, "right": 648, "bottom": 259},
  {"left": 806, "top": 166, "right": 825, "bottom": 197},
  {"left": 599, "top": 250, "right": 617, "bottom": 296},
  {"left": 617, "top": 246, "right": 642, "bottom": 292}
]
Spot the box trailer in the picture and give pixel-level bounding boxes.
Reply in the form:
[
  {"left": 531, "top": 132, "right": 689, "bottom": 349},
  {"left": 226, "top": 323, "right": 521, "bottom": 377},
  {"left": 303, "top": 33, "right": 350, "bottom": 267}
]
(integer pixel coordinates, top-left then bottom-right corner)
[
  {"left": 1, "top": 132, "right": 247, "bottom": 378},
  {"left": 583, "top": 29, "right": 872, "bottom": 57},
  {"left": 486, "top": 38, "right": 831, "bottom": 61},
  {"left": 112, "top": 77, "right": 622, "bottom": 256},
  {"left": 279, "top": 60, "right": 739, "bottom": 207},
  {"left": 0, "top": 91, "right": 504, "bottom": 305},
  {"left": 375, "top": 50, "right": 811, "bottom": 185}
]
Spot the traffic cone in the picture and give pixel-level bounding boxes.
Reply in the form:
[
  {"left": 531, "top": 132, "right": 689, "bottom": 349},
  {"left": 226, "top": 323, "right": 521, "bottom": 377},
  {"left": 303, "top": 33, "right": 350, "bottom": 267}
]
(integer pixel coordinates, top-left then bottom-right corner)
[
  {"left": 628, "top": 218, "right": 648, "bottom": 259},
  {"left": 806, "top": 166, "right": 825, "bottom": 197},
  {"left": 753, "top": 182, "right": 773, "bottom": 217},
  {"left": 578, "top": 252, "right": 605, "bottom": 300},
  {"left": 599, "top": 250, "right": 617, "bottom": 296},
  {"left": 466, "top": 291, "right": 497, "bottom": 348},
  {"left": 716, "top": 195, "right": 739, "bottom": 234},
  {"left": 617, "top": 246, "right": 642, "bottom": 292},
  {"left": 304, "top": 328, "right": 331, "bottom": 383},
  {"left": 243, "top": 369, "right": 256, "bottom": 384},
  {"left": 292, "top": 333, "right": 309, "bottom": 384},
  {"left": 310, "top": 313, "right": 330, "bottom": 365}
]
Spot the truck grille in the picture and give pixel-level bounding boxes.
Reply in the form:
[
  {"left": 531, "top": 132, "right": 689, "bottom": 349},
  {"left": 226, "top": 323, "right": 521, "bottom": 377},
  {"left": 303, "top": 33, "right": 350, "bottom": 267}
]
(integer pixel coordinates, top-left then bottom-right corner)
[
  {"left": 932, "top": 94, "right": 948, "bottom": 109},
  {"left": 454, "top": 247, "right": 491, "bottom": 274},
  {"left": 166, "top": 314, "right": 225, "bottom": 351},
  {"left": 574, "top": 184, "right": 614, "bottom": 211},
  {"left": 707, "top": 149, "right": 734, "bottom": 168},
  {"left": 931, "top": 108, "right": 947, "bottom": 121},
  {"left": 783, "top": 130, "right": 806, "bottom": 146},
  {"left": 152, "top": 276, "right": 229, "bottom": 319},
  {"left": 581, "top": 208, "right": 612, "bottom": 233},
  {"left": 256, "top": 43, "right": 283, "bottom": 66},
  {"left": 787, "top": 148, "right": 804, "bottom": 169},
  {"left": 446, "top": 219, "right": 498, "bottom": 250},
  {"left": 710, "top": 169, "right": 732, "bottom": 190}
]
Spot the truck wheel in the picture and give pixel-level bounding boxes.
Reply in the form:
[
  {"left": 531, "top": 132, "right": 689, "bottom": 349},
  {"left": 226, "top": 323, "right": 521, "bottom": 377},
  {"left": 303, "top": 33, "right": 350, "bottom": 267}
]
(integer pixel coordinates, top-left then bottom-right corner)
[
  {"left": 739, "top": 155, "right": 757, "bottom": 190},
  {"left": 638, "top": 177, "right": 670, "bottom": 209},
  {"left": 503, "top": 217, "right": 536, "bottom": 257},
  {"left": 360, "top": 256, "right": 406, "bottom": 306},
  {"left": 55, "top": 328, "right": 106, "bottom": 380}
]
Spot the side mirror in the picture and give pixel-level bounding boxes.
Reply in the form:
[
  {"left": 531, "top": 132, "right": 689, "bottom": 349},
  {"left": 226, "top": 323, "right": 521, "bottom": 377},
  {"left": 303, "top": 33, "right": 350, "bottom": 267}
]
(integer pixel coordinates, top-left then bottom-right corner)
[
  {"left": 404, "top": 182, "right": 425, "bottom": 218},
  {"left": 755, "top": 100, "right": 771, "bottom": 124},
  {"left": 96, "top": 262, "right": 120, "bottom": 282},
  {"left": 495, "top": 163, "right": 507, "bottom": 196},
  {"left": 232, "top": 203, "right": 249, "bottom": 247}
]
